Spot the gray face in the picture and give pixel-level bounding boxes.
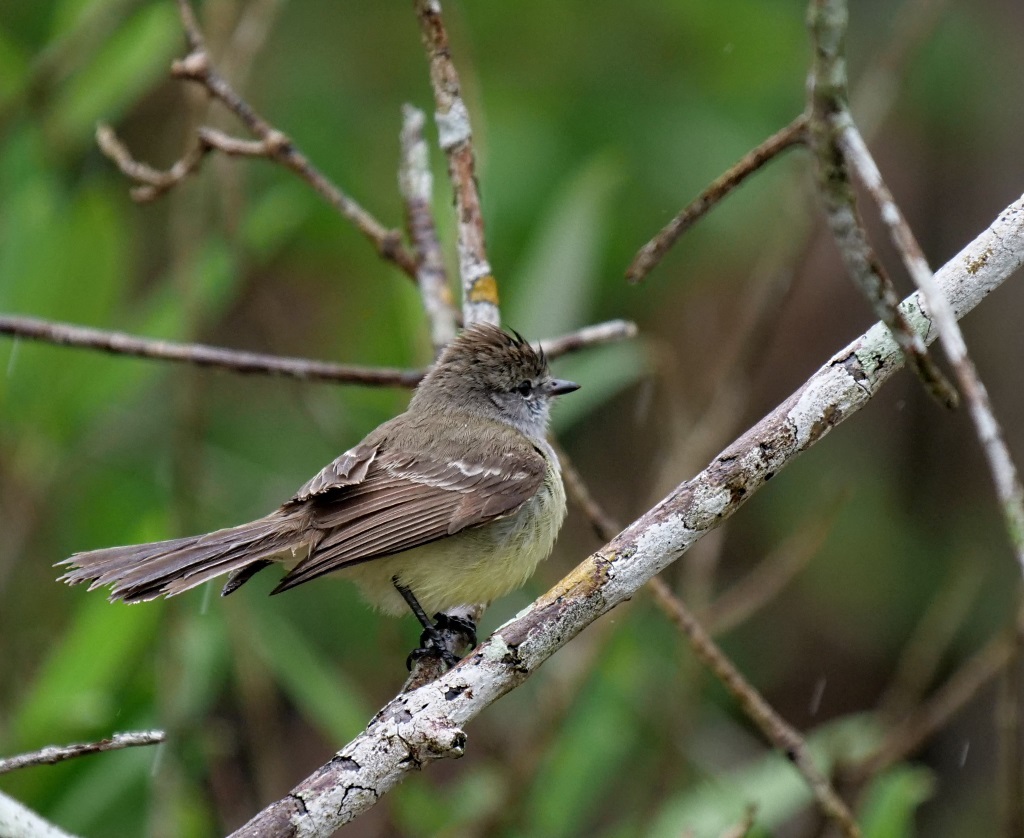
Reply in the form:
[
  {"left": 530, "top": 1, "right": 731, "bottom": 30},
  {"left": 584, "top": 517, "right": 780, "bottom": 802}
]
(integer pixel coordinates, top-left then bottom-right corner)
[{"left": 483, "top": 374, "right": 555, "bottom": 437}]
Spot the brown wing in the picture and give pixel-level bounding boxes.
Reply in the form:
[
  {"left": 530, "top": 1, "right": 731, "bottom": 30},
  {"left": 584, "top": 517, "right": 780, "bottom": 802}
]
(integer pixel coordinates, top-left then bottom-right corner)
[
  {"left": 272, "top": 446, "right": 546, "bottom": 593},
  {"left": 293, "top": 440, "right": 380, "bottom": 500}
]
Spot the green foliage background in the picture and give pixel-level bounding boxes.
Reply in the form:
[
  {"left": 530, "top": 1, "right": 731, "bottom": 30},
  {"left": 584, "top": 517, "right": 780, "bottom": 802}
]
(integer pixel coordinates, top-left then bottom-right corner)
[{"left": 1, "top": 0, "right": 1022, "bottom": 835}]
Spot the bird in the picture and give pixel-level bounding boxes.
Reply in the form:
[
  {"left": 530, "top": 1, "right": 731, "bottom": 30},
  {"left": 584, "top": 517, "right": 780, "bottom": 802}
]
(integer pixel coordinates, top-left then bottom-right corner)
[{"left": 58, "top": 324, "right": 579, "bottom": 655}]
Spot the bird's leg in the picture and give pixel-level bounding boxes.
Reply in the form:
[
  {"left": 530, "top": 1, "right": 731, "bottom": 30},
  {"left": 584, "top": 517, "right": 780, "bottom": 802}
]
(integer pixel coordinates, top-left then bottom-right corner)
[
  {"left": 393, "top": 577, "right": 461, "bottom": 671},
  {"left": 393, "top": 577, "right": 434, "bottom": 630},
  {"left": 392, "top": 579, "right": 478, "bottom": 670}
]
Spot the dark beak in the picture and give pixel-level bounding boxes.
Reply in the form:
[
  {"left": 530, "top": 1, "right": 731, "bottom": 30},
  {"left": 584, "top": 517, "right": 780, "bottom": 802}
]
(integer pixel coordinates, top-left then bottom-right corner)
[{"left": 547, "top": 378, "right": 580, "bottom": 396}]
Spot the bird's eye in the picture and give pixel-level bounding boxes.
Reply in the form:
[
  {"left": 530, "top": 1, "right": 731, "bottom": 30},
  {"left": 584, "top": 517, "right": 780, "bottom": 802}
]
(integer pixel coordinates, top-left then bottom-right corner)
[{"left": 515, "top": 380, "right": 533, "bottom": 397}]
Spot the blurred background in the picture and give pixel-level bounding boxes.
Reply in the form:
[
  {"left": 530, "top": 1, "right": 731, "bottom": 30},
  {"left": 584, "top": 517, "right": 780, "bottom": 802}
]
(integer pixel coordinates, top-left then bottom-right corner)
[{"left": 1, "top": 0, "right": 1023, "bottom": 835}]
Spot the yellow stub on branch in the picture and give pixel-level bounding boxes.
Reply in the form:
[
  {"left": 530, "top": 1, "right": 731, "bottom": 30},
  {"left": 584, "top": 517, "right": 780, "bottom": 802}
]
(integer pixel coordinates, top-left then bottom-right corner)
[{"left": 468, "top": 274, "right": 500, "bottom": 305}]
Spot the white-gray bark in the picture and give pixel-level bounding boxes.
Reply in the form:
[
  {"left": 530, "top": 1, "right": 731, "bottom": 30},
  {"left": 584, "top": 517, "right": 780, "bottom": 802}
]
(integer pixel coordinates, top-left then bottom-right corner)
[{"left": 229, "top": 192, "right": 1024, "bottom": 837}]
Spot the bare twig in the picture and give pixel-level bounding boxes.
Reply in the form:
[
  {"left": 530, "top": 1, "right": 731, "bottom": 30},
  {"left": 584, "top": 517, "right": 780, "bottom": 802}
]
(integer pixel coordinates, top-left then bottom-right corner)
[
  {"left": 555, "top": 438, "right": 619, "bottom": 543},
  {"left": 806, "top": 0, "right": 957, "bottom": 409},
  {"left": 98, "top": 0, "right": 418, "bottom": 278},
  {"left": 539, "top": 319, "right": 639, "bottom": 360},
  {"left": 413, "top": 0, "right": 497, "bottom": 326},
  {"left": 228, "top": 192, "right": 1024, "bottom": 835},
  {"left": 96, "top": 123, "right": 210, "bottom": 202},
  {"left": 0, "top": 314, "right": 423, "bottom": 387},
  {"left": 0, "top": 314, "right": 632, "bottom": 388},
  {"left": 841, "top": 124, "right": 1024, "bottom": 570},
  {"left": 649, "top": 578, "right": 860, "bottom": 837},
  {"left": 0, "top": 731, "right": 165, "bottom": 775},
  {"left": 399, "top": 104, "right": 459, "bottom": 353},
  {"left": 626, "top": 115, "right": 808, "bottom": 283}
]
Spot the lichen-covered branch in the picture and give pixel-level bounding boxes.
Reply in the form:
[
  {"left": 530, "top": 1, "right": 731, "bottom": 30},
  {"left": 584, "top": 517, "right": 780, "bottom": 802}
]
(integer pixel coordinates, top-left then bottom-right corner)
[
  {"left": 229, "top": 191, "right": 1024, "bottom": 838},
  {"left": 399, "top": 104, "right": 459, "bottom": 353},
  {"left": 413, "top": 0, "right": 498, "bottom": 326}
]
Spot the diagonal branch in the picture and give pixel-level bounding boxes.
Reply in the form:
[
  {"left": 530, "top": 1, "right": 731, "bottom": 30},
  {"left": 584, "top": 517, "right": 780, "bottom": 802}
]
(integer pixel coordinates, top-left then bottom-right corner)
[
  {"left": 626, "top": 114, "right": 808, "bottom": 283},
  {"left": 228, "top": 191, "right": 1024, "bottom": 837},
  {"left": 647, "top": 579, "right": 860, "bottom": 837}
]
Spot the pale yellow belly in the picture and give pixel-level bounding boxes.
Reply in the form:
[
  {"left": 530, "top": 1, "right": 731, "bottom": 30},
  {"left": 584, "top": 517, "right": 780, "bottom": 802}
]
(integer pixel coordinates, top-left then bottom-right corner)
[{"left": 344, "top": 471, "right": 566, "bottom": 616}]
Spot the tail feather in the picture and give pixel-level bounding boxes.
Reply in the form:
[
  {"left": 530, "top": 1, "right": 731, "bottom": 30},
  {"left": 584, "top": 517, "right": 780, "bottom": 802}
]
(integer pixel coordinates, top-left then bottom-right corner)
[{"left": 57, "top": 513, "right": 309, "bottom": 603}]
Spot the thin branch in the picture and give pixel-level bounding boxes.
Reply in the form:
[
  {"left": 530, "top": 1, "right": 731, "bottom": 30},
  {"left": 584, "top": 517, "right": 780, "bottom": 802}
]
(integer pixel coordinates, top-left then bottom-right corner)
[
  {"left": 806, "top": 0, "right": 957, "bottom": 409},
  {"left": 555, "top": 438, "right": 619, "bottom": 543},
  {"left": 98, "top": 0, "right": 418, "bottom": 278},
  {"left": 0, "top": 315, "right": 634, "bottom": 388},
  {"left": 413, "top": 0, "right": 498, "bottom": 326},
  {"left": 563, "top": 443, "right": 853, "bottom": 833},
  {"left": 626, "top": 114, "right": 808, "bottom": 283},
  {"left": 539, "top": 319, "right": 639, "bottom": 360},
  {"left": 399, "top": 103, "right": 459, "bottom": 353},
  {"left": 229, "top": 193, "right": 1024, "bottom": 836},
  {"left": 841, "top": 124, "right": 1024, "bottom": 570},
  {"left": 0, "top": 730, "right": 165, "bottom": 775},
  {"left": 96, "top": 123, "right": 210, "bottom": 202},
  {"left": 648, "top": 578, "right": 860, "bottom": 837},
  {"left": 0, "top": 314, "right": 423, "bottom": 387}
]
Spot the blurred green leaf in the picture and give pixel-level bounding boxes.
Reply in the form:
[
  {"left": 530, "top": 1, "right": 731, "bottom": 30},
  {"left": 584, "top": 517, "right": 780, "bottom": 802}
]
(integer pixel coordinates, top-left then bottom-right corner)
[
  {"left": 860, "top": 765, "right": 935, "bottom": 838},
  {"left": 50, "top": 0, "right": 137, "bottom": 41},
  {"left": 241, "top": 180, "right": 317, "bottom": 263},
  {"left": 523, "top": 626, "right": 657, "bottom": 835},
  {"left": 0, "top": 28, "right": 29, "bottom": 109},
  {"left": 10, "top": 595, "right": 164, "bottom": 749},
  {"left": 247, "top": 604, "right": 371, "bottom": 742},
  {"left": 507, "top": 154, "right": 623, "bottom": 337},
  {"left": 48, "top": 3, "right": 180, "bottom": 147},
  {"left": 650, "top": 715, "right": 882, "bottom": 838}
]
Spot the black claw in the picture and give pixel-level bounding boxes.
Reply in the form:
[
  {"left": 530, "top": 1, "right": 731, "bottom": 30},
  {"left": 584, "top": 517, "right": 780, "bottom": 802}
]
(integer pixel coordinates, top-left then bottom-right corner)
[
  {"left": 406, "top": 644, "right": 460, "bottom": 672},
  {"left": 406, "top": 625, "right": 459, "bottom": 671},
  {"left": 404, "top": 614, "right": 478, "bottom": 671}
]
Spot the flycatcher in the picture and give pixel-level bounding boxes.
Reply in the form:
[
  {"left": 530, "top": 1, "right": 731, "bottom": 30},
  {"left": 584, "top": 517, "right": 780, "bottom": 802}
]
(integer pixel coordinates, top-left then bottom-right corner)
[{"left": 58, "top": 324, "right": 579, "bottom": 642}]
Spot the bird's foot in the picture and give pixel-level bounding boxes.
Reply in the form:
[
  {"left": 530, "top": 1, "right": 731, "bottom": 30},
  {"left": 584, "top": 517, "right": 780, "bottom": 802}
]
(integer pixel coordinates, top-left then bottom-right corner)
[{"left": 405, "top": 613, "right": 478, "bottom": 672}]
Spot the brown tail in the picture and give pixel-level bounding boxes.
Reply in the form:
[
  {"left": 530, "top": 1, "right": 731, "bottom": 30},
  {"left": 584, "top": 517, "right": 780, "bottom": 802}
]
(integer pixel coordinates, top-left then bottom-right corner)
[{"left": 57, "top": 511, "right": 310, "bottom": 603}]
